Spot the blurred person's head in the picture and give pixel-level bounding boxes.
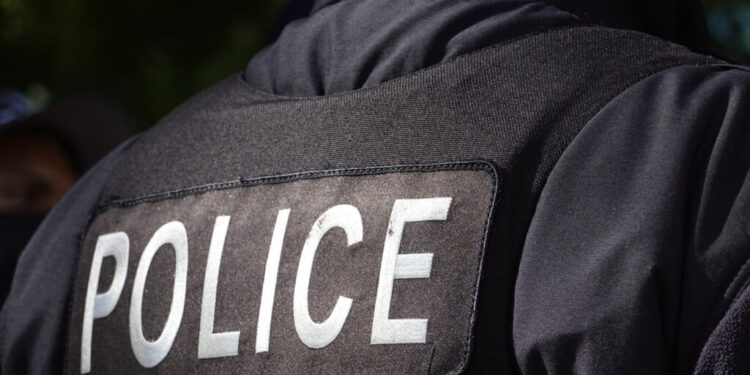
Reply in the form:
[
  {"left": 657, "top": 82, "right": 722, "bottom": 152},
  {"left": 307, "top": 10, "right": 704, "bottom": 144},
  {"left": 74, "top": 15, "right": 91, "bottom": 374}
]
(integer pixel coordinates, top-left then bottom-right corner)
[
  {"left": 0, "top": 94, "right": 133, "bottom": 215},
  {"left": 0, "top": 92, "right": 134, "bottom": 303},
  {"left": 0, "top": 130, "right": 78, "bottom": 215}
]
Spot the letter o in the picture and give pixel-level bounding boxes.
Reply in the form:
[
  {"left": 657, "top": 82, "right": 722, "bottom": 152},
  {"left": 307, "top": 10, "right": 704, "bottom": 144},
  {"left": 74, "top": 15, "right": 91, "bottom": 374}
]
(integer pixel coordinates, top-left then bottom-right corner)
[{"left": 129, "top": 221, "right": 188, "bottom": 368}]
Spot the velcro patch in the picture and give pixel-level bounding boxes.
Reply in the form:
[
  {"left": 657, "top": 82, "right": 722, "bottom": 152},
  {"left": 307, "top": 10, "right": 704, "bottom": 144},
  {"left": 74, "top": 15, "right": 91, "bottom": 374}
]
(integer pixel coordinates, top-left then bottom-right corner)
[{"left": 67, "top": 162, "right": 498, "bottom": 374}]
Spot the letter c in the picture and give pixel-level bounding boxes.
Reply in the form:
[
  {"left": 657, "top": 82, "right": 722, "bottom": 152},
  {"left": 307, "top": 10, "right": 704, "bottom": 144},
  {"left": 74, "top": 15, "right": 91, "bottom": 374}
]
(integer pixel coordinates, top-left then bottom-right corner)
[{"left": 293, "top": 204, "right": 362, "bottom": 349}]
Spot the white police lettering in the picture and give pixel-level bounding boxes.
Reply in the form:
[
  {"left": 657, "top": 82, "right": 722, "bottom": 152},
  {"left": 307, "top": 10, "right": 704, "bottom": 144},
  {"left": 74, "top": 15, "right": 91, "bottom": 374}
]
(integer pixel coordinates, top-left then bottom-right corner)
[
  {"left": 371, "top": 197, "right": 451, "bottom": 345},
  {"left": 256, "top": 209, "right": 290, "bottom": 353},
  {"left": 198, "top": 216, "right": 240, "bottom": 359},
  {"left": 293, "top": 204, "right": 363, "bottom": 349},
  {"left": 81, "top": 232, "right": 129, "bottom": 374},
  {"left": 129, "top": 221, "right": 188, "bottom": 368},
  {"left": 81, "top": 197, "right": 457, "bottom": 370}
]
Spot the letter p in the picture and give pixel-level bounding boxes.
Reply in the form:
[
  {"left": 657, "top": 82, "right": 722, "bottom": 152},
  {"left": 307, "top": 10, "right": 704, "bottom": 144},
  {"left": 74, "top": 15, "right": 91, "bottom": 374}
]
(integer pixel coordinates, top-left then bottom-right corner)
[{"left": 81, "top": 232, "right": 129, "bottom": 373}]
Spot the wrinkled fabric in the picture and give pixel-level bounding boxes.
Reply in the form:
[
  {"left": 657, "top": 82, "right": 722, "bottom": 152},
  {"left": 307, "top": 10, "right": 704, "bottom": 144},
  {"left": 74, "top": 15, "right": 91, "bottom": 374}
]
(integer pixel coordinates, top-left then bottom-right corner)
[
  {"left": 246, "top": 0, "right": 578, "bottom": 96},
  {"left": 515, "top": 65, "right": 750, "bottom": 374}
]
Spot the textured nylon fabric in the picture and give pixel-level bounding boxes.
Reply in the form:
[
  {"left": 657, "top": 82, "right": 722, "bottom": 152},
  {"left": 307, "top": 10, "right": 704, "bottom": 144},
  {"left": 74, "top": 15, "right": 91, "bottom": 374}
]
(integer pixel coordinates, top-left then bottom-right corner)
[{"left": 95, "top": 27, "right": 714, "bottom": 373}]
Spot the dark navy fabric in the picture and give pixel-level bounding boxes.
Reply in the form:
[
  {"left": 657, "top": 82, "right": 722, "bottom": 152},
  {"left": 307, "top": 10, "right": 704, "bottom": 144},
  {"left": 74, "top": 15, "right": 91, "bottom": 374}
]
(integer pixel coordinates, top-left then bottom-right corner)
[{"left": 515, "top": 65, "right": 750, "bottom": 374}]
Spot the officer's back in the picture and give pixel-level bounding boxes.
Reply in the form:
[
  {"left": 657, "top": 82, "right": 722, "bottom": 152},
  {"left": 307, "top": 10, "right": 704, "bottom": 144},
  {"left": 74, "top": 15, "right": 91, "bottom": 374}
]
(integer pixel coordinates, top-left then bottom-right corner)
[{"left": 3, "top": 0, "right": 750, "bottom": 374}]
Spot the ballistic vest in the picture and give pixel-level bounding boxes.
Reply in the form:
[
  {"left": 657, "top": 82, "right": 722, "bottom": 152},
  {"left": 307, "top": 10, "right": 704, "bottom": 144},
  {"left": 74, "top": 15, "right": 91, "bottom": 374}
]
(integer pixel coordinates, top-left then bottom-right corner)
[{"left": 65, "top": 26, "right": 715, "bottom": 374}]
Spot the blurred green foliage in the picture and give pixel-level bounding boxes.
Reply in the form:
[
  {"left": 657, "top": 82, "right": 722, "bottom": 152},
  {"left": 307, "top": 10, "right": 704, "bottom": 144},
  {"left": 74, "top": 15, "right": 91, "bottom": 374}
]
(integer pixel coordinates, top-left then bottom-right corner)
[
  {"left": 1, "top": 0, "right": 749, "bottom": 128},
  {"left": 1, "top": 0, "right": 285, "bottom": 128}
]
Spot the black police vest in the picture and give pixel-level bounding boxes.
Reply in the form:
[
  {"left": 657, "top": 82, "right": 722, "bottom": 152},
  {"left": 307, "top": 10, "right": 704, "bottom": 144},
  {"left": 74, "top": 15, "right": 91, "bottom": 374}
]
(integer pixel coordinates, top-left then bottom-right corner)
[{"left": 66, "top": 26, "right": 715, "bottom": 374}]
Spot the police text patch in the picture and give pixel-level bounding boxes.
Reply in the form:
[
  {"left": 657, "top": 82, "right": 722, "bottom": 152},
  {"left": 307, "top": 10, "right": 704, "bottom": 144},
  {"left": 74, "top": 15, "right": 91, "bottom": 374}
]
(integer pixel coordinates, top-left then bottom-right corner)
[{"left": 67, "top": 162, "right": 498, "bottom": 374}]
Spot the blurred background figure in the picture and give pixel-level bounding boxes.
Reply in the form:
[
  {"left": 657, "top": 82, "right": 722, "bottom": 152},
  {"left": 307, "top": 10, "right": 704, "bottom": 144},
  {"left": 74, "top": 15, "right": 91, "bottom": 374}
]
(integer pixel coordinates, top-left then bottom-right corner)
[{"left": 0, "top": 93, "right": 133, "bottom": 304}]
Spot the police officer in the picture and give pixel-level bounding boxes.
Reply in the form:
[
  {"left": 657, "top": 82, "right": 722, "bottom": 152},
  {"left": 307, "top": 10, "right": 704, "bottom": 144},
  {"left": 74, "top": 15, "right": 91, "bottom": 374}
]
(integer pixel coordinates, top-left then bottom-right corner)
[{"left": 2, "top": 0, "right": 749, "bottom": 374}]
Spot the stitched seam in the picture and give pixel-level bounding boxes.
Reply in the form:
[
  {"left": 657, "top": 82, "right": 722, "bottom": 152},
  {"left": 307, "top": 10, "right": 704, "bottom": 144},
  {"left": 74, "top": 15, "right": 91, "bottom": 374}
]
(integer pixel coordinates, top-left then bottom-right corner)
[
  {"left": 99, "top": 160, "right": 493, "bottom": 211},
  {"left": 448, "top": 162, "right": 501, "bottom": 375}
]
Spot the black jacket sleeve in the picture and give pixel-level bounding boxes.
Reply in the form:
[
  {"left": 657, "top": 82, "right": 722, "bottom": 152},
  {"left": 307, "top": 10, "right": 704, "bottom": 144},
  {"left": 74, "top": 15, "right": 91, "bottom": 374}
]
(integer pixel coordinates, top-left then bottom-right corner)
[{"left": 513, "top": 65, "right": 750, "bottom": 374}]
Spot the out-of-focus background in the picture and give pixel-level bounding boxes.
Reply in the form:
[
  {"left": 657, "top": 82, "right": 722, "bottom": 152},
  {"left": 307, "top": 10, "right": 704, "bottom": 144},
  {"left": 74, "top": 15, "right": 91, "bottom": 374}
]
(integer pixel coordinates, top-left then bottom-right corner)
[
  {"left": 0, "top": 0, "right": 748, "bottom": 303},
  {"left": 1, "top": 0, "right": 286, "bottom": 128},
  {"left": 1, "top": 0, "right": 749, "bottom": 129},
  {"left": 0, "top": 0, "right": 291, "bottom": 304},
  {"left": 705, "top": 0, "right": 750, "bottom": 62}
]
